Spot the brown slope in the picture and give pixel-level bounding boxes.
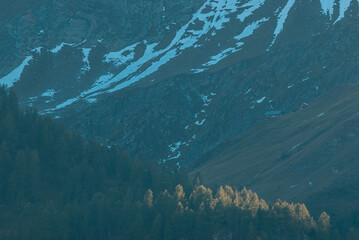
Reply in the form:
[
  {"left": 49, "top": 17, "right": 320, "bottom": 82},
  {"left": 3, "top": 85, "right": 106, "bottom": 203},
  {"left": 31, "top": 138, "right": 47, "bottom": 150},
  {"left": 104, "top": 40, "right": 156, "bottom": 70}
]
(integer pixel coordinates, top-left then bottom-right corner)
[{"left": 190, "top": 84, "right": 359, "bottom": 217}]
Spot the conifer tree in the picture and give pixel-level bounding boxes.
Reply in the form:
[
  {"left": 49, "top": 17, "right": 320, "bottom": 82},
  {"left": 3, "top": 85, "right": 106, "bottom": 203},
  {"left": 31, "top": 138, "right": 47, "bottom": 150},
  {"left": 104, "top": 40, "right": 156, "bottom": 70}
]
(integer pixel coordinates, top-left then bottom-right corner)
[
  {"left": 216, "top": 186, "right": 232, "bottom": 208},
  {"left": 174, "top": 184, "right": 185, "bottom": 200},
  {"left": 318, "top": 211, "right": 331, "bottom": 230},
  {"left": 144, "top": 189, "right": 154, "bottom": 208}
]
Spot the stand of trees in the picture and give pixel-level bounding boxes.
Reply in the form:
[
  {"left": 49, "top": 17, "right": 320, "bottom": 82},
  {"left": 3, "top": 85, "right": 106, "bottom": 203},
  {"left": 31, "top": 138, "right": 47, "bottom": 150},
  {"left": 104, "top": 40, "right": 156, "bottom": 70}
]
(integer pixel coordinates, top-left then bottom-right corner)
[{"left": 0, "top": 87, "right": 357, "bottom": 239}]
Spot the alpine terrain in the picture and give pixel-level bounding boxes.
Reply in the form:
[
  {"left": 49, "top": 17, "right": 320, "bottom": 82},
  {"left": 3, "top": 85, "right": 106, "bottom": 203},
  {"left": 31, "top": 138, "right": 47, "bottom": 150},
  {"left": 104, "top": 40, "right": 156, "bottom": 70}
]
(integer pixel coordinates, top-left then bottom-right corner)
[{"left": 0, "top": 0, "right": 359, "bottom": 238}]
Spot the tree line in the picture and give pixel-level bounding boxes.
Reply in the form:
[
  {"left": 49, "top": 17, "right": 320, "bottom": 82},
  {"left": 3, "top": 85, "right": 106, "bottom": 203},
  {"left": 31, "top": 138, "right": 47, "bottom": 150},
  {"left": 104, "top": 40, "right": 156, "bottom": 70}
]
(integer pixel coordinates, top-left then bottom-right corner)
[{"left": 0, "top": 87, "right": 358, "bottom": 239}]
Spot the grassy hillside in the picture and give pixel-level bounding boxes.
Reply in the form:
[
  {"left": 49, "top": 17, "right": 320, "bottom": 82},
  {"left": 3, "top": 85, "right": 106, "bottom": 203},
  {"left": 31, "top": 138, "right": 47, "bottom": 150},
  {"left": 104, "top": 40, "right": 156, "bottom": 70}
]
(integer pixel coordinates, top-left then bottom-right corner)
[{"left": 191, "top": 84, "right": 359, "bottom": 231}]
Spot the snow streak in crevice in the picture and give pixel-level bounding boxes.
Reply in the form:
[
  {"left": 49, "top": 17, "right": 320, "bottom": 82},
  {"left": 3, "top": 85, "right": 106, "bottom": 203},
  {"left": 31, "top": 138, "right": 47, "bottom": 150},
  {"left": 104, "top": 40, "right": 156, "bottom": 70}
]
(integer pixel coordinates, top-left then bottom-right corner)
[
  {"left": 237, "top": 0, "right": 266, "bottom": 22},
  {"left": 103, "top": 43, "right": 139, "bottom": 66},
  {"left": 334, "top": 0, "right": 356, "bottom": 24},
  {"left": 0, "top": 56, "right": 33, "bottom": 87},
  {"left": 234, "top": 17, "right": 269, "bottom": 42},
  {"left": 31, "top": 47, "right": 43, "bottom": 54},
  {"left": 159, "top": 92, "right": 215, "bottom": 165},
  {"left": 319, "top": 0, "right": 357, "bottom": 23},
  {"left": 319, "top": 0, "right": 335, "bottom": 18},
  {"left": 49, "top": 40, "right": 86, "bottom": 54},
  {"left": 268, "top": 0, "right": 296, "bottom": 49},
  {"left": 200, "top": 17, "right": 269, "bottom": 68},
  {"left": 81, "top": 48, "right": 91, "bottom": 73}
]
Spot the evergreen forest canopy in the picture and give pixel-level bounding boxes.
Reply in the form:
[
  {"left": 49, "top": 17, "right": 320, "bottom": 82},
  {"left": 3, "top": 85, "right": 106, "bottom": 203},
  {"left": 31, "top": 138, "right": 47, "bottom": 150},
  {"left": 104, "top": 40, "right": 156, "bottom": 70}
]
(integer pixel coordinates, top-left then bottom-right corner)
[{"left": 0, "top": 87, "right": 358, "bottom": 239}]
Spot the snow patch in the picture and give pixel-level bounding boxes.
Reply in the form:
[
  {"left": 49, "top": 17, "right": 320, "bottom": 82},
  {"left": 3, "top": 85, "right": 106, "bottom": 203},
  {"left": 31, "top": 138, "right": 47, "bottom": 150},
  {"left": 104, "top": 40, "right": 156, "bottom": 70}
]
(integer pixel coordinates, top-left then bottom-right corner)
[
  {"left": 269, "top": 0, "right": 296, "bottom": 48},
  {"left": 202, "top": 47, "right": 238, "bottom": 67},
  {"left": 256, "top": 96, "right": 266, "bottom": 103},
  {"left": 81, "top": 48, "right": 91, "bottom": 72},
  {"left": 169, "top": 141, "right": 183, "bottom": 153},
  {"left": 31, "top": 47, "right": 43, "bottom": 54},
  {"left": 85, "top": 98, "right": 97, "bottom": 103},
  {"left": 292, "top": 143, "right": 300, "bottom": 149},
  {"left": 41, "top": 89, "right": 56, "bottom": 97},
  {"left": 50, "top": 43, "right": 75, "bottom": 54},
  {"left": 234, "top": 17, "right": 269, "bottom": 42},
  {"left": 170, "top": 152, "right": 181, "bottom": 160},
  {"left": 160, "top": 136, "right": 196, "bottom": 164},
  {"left": 53, "top": 98, "right": 78, "bottom": 110},
  {"left": 334, "top": 0, "right": 355, "bottom": 24},
  {"left": 77, "top": 42, "right": 158, "bottom": 99},
  {"left": 160, "top": 152, "right": 182, "bottom": 164},
  {"left": 195, "top": 119, "right": 206, "bottom": 126},
  {"left": 103, "top": 42, "right": 139, "bottom": 66},
  {"left": 0, "top": 56, "right": 33, "bottom": 87},
  {"left": 202, "top": 17, "right": 268, "bottom": 68},
  {"left": 319, "top": 0, "right": 335, "bottom": 18},
  {"left": 109, "top": 48, "right": 179, "bottom": 94},
  {"left": 50, "top": 40, "right": 86, "bottom": 54},
  {"left": 237, "top": 0, "right": 266, "bottom": 22},
  {"left": 201, "top": 95, "right": 212, "bottom": 106},
  {"left": 92, "top": 73, "right": 115, "bottom": 90},
  {"left": 192, "top": 68, "right": 206, "bottom": 73}
]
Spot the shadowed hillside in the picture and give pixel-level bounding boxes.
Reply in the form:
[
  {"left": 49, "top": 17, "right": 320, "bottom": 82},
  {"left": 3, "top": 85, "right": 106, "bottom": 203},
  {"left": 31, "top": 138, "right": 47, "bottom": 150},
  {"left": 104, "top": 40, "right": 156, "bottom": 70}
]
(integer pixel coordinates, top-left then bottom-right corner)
[
  {"left": 191, "top": 84, "right": 359, "bottom": 228},
  {"left": 2, "top": 87, "right": 351, "bottom": 239}
]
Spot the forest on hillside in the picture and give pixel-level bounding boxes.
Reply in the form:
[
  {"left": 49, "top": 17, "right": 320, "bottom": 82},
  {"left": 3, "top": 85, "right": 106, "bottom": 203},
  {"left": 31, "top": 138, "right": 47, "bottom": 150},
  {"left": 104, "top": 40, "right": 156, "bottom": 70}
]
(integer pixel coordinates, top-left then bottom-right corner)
[{"left": 0, "top": 87, "right": 358, "bottom": 239}]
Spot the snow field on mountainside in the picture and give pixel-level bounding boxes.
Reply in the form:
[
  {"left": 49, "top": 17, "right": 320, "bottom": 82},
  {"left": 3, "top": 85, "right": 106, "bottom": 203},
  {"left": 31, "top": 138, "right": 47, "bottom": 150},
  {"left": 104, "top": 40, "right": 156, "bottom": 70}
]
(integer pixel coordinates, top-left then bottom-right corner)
[
  {"left": 81, "top": 48, "right": 92, "bottom": 72},
  {"left": 5, "top": 0, "right": 357, "bottom": 114},
  {"left": 269, "top": 0, "right": 296, "bottom": 48},
  {"left": 0, "top": 56, "right": 33, "bottom": 87}
]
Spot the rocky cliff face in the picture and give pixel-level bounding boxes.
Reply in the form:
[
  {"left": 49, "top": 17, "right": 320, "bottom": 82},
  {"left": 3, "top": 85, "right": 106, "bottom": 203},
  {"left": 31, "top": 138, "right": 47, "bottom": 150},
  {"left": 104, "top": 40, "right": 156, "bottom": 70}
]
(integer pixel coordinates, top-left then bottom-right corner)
[{"left": 1, "top": 0, "right": 358, "bottom": 168}]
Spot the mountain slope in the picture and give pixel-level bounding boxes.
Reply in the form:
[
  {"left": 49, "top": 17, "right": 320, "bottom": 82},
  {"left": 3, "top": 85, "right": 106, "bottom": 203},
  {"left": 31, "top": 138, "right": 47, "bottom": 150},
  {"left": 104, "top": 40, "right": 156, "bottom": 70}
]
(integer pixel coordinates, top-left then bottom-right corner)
[
  {"left": 190, "top": 84, "right": 359, "bottom": 221},
  {"left": 59, "top": 20, "right": 359, "bottom": 168},
  {"left": 3, "top": 0, "right": 359, "bottom": 108},
  {"left": 0, "top": 0, "right": 358, "bottom": 166},
  {"left": 0, "top": 88, "right": 338, "bottom": 240}
]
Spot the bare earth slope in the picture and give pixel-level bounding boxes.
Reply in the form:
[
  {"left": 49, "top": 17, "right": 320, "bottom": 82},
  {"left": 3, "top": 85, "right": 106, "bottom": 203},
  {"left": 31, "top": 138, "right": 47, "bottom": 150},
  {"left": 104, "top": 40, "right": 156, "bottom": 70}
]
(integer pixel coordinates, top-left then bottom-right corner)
[{"left": 191, "top": 84, "right": 359, "bottom": 219}]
